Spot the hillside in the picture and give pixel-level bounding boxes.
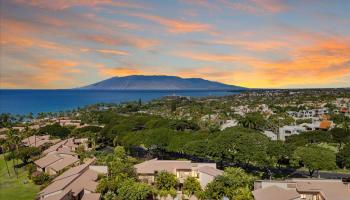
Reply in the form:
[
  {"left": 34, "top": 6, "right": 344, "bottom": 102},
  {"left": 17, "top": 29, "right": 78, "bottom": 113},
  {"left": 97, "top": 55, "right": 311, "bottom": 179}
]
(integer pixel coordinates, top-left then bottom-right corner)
[{"left": 78, "top": 75, "right": 246, "bottom": 90}]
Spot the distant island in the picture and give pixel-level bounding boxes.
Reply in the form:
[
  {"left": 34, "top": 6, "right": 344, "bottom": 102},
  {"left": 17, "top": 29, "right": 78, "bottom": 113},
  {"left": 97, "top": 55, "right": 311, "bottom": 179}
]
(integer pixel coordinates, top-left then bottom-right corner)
[{"left": 78, "top": 75, "right": 246, "bottom": 90}]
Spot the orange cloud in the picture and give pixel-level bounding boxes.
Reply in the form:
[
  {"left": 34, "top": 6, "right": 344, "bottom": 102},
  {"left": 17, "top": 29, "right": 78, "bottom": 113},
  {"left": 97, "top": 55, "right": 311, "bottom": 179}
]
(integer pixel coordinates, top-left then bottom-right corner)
[
  {"left": 82, "top": 34, "right": 159, "bottom": 49},
  {"left": 174, "top": 38, "right": 350, "bottom": 88},
  {"left": 126, "top": 12, "right": 213, "bottom": 34},
  {"left": 80, "top": 48, "right": 129, "bottom": 56},
  {"left": 1, "top": 19, "right": 72, "bottom": 54},
  {"left": 97, "top": 66, "right": 143, "bottom": 77},
  {"left": 1, "top": 59, "right": 80, "bottom": 89}
]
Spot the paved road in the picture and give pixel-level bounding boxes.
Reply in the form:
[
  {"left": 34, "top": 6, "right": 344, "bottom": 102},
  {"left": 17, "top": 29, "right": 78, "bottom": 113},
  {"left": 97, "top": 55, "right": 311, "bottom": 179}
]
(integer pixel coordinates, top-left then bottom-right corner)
[{"left": 295, "top": 170, "right": 350, "bottom": 179}]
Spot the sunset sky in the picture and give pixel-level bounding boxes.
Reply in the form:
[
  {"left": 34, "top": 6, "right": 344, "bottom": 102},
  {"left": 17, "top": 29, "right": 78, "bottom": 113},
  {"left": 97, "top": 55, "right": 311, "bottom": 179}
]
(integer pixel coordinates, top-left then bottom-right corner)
[{"left": 1, "top": 0, "right": 350, "bottom": 89}]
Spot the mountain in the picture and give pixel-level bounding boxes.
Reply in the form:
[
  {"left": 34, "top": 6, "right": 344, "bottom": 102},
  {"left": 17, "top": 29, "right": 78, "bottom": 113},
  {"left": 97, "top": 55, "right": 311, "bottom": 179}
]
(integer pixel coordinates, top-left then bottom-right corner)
[{"left": 78, "top": 75, "right": 246, "bottom": 90}]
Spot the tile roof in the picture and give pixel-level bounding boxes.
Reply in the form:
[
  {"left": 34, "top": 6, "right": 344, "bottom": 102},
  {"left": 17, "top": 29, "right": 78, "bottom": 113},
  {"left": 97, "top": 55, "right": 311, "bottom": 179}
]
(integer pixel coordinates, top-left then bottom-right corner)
[
  {"left": 198, "top": 166, "right": 223, "bottom": 177},
  {"left": 35, "top": 154, "right": 62, "bottom": 168},
  {"left": 53, "top": 161, "right": 90, "bottom": 182},
  {"left": 253, "top": 185, "right": 300, "bottom": 200},
  {"left": 39, "top": 159, "right": 101, "bottom": 198},
  {"left": 296, "top": 181, "right": 350, "bottom": 200},
  {"left": 319, "top": 120, "right": 331, "bottom": 129},
  {"left": 48, "top": 155, "right": 79, "bottom": 172},
  {"left": 134, "top": 159, "right": 192, "bottom": 174},
  {"left": 42, "top": 189, "right": 71, "bottom": 200},
  {"left": 39, "top": 174, "right": 80, "bottom": 196}
]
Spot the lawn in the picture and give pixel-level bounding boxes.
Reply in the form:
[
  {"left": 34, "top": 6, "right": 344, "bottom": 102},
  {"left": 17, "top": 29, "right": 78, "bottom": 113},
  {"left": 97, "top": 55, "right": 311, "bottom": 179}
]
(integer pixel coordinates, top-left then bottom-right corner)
[{"left": 0, "top": 155, "right": 39, "bottom": 200}]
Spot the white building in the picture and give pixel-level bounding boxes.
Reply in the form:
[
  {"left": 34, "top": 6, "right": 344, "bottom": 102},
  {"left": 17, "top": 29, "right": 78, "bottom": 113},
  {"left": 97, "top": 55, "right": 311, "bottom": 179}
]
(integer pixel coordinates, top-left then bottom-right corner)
[{"left": 278, "top": 125, "right": 306, "bottom": 141}]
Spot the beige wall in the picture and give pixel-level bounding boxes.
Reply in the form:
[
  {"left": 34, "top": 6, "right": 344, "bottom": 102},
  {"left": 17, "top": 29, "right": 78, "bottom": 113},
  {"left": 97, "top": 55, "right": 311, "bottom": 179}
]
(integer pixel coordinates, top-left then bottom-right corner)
[{"left": 198, "top": 172, "right": 215, "bottom": 189}]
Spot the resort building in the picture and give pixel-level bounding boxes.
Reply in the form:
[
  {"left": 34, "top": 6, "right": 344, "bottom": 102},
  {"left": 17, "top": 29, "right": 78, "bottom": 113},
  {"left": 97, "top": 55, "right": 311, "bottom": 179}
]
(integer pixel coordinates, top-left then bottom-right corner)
[
  {"left": 287, "top": 108, "right": 329, "bottom": 119},
  {"left": 278, "top": 125, "right": 306, "bottom": 141},
  {"left": 22, "top": 135, "right": 61, "bottom": 148},
  {"left": 278, "top": 120, "right": 334, "bottom": 141},
  {"left": 38, "top": 158, "right": 107, "bottom": 200},
  {"left": 134, "top": 158, "right": 223, "bottom": 189},
  {"left": 43, "top": 138, "right": 89, "bottom": 155},
  {"left": 34, "top": 153, "right": 80, "bottom": 175},
  {"left": 57, "top": 118, "right": 82, "bottom": 127},
  {"left": 253, "top": 179, "right": 350, "bottom": 200}
]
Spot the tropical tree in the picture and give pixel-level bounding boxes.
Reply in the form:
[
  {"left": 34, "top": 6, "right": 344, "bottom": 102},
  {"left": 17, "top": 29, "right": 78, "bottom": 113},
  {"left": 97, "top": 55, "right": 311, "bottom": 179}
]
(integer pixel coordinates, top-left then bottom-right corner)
[
  {"left": 183, "top": 176, "right": 202, "bottom": 199},
  {"left": 155, "top": 171, "right": 178, "bottom": 199},
  {"left": 1, "top": 140, "right": 11, "bottom": 177},
  {"left": 238, "top": 112, "right": 267, "bottom": 130},
  {"left": 6, "top": 129, "right": 22, "bottom": 178},
  {"left": 336, "top": 143, "right": 350, "bottom": 169},
  {"left": 330, "top": 128, "right": 350, "bottom": 148},
  {"left": 155, "top": 171, "right": 177, "bottom": 191},
  {"left": 118, "top": 179, "right": 153, "bottom": 200},
  {"left": 292, "top": 145, "right": 336, "bottom": 177},
  {"left": 205, "top": 167, "right": 254, "bottom": 200}
]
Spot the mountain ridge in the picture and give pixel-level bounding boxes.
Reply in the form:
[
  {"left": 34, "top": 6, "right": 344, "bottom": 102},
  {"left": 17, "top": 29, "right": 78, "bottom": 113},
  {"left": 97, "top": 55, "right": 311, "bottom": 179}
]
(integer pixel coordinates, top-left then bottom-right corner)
[{"left": 78, "top": 75, "right": 246, "bottom": 90}]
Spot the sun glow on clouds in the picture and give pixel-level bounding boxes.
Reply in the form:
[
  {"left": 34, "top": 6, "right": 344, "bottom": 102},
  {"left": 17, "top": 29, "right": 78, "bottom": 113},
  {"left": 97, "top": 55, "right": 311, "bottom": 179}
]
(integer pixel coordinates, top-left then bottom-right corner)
[{"left": 1, "top": 0, "right": 350, "bottom": 88}]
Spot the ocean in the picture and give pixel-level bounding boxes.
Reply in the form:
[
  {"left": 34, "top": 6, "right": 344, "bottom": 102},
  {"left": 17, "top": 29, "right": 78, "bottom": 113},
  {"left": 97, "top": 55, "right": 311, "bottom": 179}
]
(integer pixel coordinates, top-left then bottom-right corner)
[{"left": 0, "top": 90, "right": 238, "bottom": 115}]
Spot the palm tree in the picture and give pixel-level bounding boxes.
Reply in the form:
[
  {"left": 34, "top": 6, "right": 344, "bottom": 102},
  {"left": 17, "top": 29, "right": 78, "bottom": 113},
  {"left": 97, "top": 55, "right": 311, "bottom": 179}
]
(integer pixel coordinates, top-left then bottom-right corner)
[
  {"left": 7, "top": 129, "right": 22, "bottom": 179},
  {"left": 1, "top": 141, "right": 11, "bottom": 177},
  {"left": 6, "top": 129, "right": 18, "bottom": 178}
]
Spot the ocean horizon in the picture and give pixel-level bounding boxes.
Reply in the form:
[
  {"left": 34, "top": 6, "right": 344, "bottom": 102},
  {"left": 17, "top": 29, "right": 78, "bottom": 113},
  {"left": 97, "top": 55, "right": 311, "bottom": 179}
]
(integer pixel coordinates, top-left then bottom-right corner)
[{"left": 0, "top": 89, "right": 238, "bottom": 115}]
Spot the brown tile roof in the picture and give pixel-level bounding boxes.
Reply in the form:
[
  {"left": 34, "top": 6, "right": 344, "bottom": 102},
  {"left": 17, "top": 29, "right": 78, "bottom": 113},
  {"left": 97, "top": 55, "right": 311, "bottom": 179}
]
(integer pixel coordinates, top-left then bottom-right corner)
[
  {"left": 134, "top": 159, "right": 192, "bottom": 174},
  {"left": 53, "top": 161, "right": 91, "bottom": 182},
  {"left": 42, "top": 189, "right": 71, "bottom": 200},
  {"left": 43, "top": 140, "right": 67, "bottom": 155},
  {"left": 198, "top": 166, "right": 223, "bottom": 177},
  {"left": 69, "top": 169, "right": 99, "bottom": 196},
  {"left": 297, "top": 181, "right": 350, "bottom": 200},
  {"left": 253, "top": 185, "right": 300, "bottom": 200},
  {"left": 39, "top": 159, "right": 100, "bottom": 197},
  {"left": 39, "top": 174, "right": 80, "bottom": 196},
  {"left": 35, "top": 154, "right": 62, "bottom": 168},
  {"left": 48, "top": 155, "right": 79, "bottom": 172}
]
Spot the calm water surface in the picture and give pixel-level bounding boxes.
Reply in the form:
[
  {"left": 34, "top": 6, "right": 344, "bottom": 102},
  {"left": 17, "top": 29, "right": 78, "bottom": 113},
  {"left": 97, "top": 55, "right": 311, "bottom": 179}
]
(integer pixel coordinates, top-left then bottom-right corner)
[{"left": 0, "top": 90, "right": 238, "bottom": 115}]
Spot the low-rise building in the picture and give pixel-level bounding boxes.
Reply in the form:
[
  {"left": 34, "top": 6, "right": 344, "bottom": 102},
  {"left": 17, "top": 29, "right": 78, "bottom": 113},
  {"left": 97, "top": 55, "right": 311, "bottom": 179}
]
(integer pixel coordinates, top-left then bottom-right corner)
[
  {"left": 57, "top": 118, "right": 82, "bottom": 127},
  {"left": 34, "top": 153, "right": 79, "bottom": 175},
  {"left": 38, "top": 159, "right": 107, "bottom": 200},
  {"left": 134, "top": 158, "right": 223, "bottom": 189},
  {"left": 279, "top": 125, "right": 306, "bottom": 141},
  {"left": 22, "top": 135, "right": 61, "bottom": 148},
  {"left": 253, "top": 179, "right": 350, "bottom": 200}
]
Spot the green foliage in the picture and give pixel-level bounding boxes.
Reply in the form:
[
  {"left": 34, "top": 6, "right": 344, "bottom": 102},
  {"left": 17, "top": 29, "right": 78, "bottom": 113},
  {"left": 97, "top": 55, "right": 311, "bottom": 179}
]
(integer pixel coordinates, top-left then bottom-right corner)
[
  {"left": 286, "top": 131, "right": 332, "bottom": 148},
  {"left": 296, "top": 118, "right": 312, "bottom": 124},
  {"left": 169, "top": 120, "right": 199, "bottom": 131},
  {"left": 32, "top": 172, "right": 51, "bottom": 185},
  {"left": 183, "top": 176, "right": 202, "bottom": 198},
  {"left": 330, "top": 128, "right": 350, "bottom": 147},
  {"left": 205, "top": 167, "right": 254, "bottom": 200},
  {"left": 108, "top": 148, "right": 137, "bottom": 178},
  {"left": 118, "top": 179, "right": 153, "bottom": 200},
  {"left": 155, "top": 171, "right": 177, "bottom": 191},
  {"left": 292, "top": 145, "right": 336, "bottom": 177},
  {"left": 144, "top": 128, "right": 174, "bottom": 150},
  {"left": 238, "top": 112, "right": 267, "bottom": 130},
  {"left": 208, "top": 128, "right": 270, "bottom": 166},
  {"left": 337, "top": 143, "right": 350, "bottom": 169},
  {"left": 38, "top": 123, "right": 70, "bottom": 138},
  {"left": 16, "top": 147, "right": 41, "bottom": 164}
]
